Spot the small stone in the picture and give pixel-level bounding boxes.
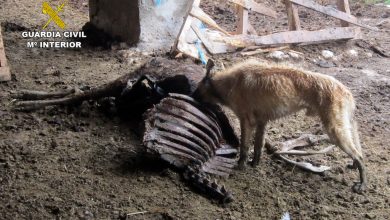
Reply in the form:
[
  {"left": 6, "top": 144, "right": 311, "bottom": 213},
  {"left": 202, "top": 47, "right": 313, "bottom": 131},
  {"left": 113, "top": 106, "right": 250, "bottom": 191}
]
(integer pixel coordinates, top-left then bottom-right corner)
[
  {"left": 316, "top": 60, "right": 335, "bottom": 68},
  {"left": 84, "top": 210, "right": 94, "bottom": 218},
  {"left": 267, "top": 51, "right": 289, "bottom": 60},
  {"left": 233, "top": 211, "right": 242, "bottom": 218},
  {"left": 365, "top": 52, "right": 373, "bottom": 58},
  {"left": 320, "top": 205, "right": 330, "bottom": 217},
  {"left": 288, "top": 51, "right": 301, "bottom": 59},
  {"left": 53, "top": 197, "right": 63, "bottom": 202},
  {"left": 365, "top": 213, "right": 376, "bottom": 219},
  {"left": 347, "top": 49, "right": 358, "bottom": 57},
  {"left": 321, "top": 50, "right": 334, "bottom": 59},
  {"left": 361, "top": 69, "right": 377, "bottom": 76}
]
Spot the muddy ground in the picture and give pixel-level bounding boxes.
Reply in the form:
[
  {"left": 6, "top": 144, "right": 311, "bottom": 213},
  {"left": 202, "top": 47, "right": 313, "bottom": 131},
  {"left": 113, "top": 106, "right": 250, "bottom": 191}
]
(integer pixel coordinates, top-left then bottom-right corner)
[{"left": 0, "top": 0, "right": 389, "bottom": 219}]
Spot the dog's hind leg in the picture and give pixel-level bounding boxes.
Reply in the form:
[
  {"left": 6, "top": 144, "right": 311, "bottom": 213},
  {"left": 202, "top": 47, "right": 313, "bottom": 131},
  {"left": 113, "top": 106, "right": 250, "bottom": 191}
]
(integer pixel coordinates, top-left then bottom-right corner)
[
  {"left": 347, "top": 120, "right": 363, "bottom": 170},
  {"left": 351, "top": 120, "right": 363, "bottom": 156},
  {"left": 252, "top": 122, "right": 266, "bottom": 167},
  {"left": 322, "top": 108, "right": 367, "bottom": 193}
]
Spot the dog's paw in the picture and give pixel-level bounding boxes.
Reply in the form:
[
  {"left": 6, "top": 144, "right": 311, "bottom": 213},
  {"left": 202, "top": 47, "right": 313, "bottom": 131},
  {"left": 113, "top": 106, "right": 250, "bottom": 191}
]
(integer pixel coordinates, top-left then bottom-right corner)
[
  {"left": 352, "top": 182, "right": 366, "bottom": 194},
  {"left": 237, "top": 160, "right": 247, "bottom": 170},
  {"left": 250, "top": 159, "right": 260, "bottom": 168}
]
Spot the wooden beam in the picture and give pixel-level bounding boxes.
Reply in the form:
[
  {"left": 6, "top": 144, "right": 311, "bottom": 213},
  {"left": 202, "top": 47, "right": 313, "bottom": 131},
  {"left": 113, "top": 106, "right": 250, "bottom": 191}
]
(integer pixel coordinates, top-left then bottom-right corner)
[
  {"left": 240, "top": 46, "right": 290, "bottom": 56},
  {"left": 172, "top": 0, "right": 200, "bottom": 57},
  {"left": 227, "top": 27, "right": 361, "bottom": 46},
  {"left": 247, "top": 22, "right": 258, "bottom": 35},
  {"left": 228, "top": 0, "right": 277, "bottom": 18},
  {"left": 0, "top": 26, "right": 11, "bottom": 82},
  {"left": 172, "top": 0, "right": 213, "bottom": 61},
  {"left": 236, "top": 5, "right": 249, "bottom": 35},
  {"left": 285, "top": 0, "right": 301, "bottom": 30},
  {"left": 336, "top": 0, "right": 351, "bottom": 27},
  {"left": 289, "top": 0, "right": 376, "bottom": 30},
  {"left": 254, "top": 27, "right": 362, "bottom": 45},
  {"left": 191, "top": 24, "right": 236, "bottom": 54},
  {"left": 190, "top": 5, "right": 230, "bottom": 36},
  {"left": 191, "top": 23, "right": 215, "bottom": 54}
]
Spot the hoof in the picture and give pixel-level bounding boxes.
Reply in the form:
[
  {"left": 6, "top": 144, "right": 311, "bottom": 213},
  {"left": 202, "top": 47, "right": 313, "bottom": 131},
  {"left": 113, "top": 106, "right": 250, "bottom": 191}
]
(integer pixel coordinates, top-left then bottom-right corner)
[{"left": 352, "top": 182, "right": 366, "bottom": 194}]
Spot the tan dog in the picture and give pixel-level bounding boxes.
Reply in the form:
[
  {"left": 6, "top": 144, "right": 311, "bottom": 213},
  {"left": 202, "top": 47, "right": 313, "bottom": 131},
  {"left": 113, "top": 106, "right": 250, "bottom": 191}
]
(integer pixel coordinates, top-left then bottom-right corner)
[{"left": 194, "top": 59, "right": 366, "bottom": 193}]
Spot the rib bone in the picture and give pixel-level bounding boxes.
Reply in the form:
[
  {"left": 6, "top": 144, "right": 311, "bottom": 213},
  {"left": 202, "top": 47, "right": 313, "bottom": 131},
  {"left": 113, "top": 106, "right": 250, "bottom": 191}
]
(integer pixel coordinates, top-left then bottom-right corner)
[{"left": 143, "top": 94, "right": 238, "bottom": 179}]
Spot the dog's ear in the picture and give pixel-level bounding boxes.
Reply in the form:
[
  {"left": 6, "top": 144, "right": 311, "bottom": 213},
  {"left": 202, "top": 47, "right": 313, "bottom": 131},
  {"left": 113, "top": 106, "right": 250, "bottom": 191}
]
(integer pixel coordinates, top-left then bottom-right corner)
[{"left": 205, "top": 59, "right": 215, "bottom": 78}]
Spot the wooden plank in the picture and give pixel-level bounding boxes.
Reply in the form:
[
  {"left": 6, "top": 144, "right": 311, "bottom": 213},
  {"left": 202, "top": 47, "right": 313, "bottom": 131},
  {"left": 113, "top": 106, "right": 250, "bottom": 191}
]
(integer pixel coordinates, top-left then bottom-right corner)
[
  {"left": 227, "top": 27, "right": 361, "bottom": 46},
  {"left": 289, "top": 0, "right": 376, "bottom": 30},
  {"left": 255, "top": 27, "right": 362, "bottom": 45},
  {"left": 240, "top": 46, "right": 290, "bottom": 56},
  {"left": 177, "top": 40, "right": 199, "bottom": 59},
  {"left": 336, "top": 0, "right": 351, "bottom": 27},
  {"left": 172, "top": 0, "right": 210, "bottom": 61},
  {"left": 191, "top": 24, "right": 236, "bottom": 54},
  {"left": 247, "top": 22, "right": 258, "bottom": 35},
  {"left": 172, "top": 0, "right": 200, "bottom": 55},
  {"left": 0, "top": 26, "right": 11, "bottom": 82},
  {"left": 191, "top": 24, "right": 216, "bottom": 54},
  {"left": 236, "top": 6, "right": 249, "bottom": 35},
  {"left": 190, "top": 5, "right": 230, "bottom": 35},
  {"left": 285, "top": 0, "right": 301, "bottom": 30},
  {"left": 228, "top": 0, "right": 277, "bottom": 18},
  {"left": 0, "top": 67, "right": 10, "bottom": 82}
]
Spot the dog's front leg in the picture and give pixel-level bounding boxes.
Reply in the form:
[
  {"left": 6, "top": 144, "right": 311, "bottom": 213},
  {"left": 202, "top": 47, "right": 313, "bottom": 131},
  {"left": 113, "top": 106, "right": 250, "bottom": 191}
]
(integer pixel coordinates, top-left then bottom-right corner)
[
  {"left": 252, "top": 123, "right": 266, "bottom": 167},
  {"left": 238, "top": 119, "right": 252, "bottom": 170}
]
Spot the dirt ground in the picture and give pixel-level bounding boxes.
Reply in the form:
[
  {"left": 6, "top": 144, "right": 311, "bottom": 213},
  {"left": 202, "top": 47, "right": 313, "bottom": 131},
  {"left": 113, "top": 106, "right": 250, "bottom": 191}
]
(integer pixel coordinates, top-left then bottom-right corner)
[{"left": 0, "top": 0, "right": 389, "bottom": 219}]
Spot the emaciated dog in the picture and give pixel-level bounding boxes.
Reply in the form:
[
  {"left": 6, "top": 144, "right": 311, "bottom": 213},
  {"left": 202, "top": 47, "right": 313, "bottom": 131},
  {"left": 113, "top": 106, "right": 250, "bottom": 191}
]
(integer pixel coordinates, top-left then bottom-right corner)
[{"left": 194, "top": 59, "right": 366, "bottom": 193}]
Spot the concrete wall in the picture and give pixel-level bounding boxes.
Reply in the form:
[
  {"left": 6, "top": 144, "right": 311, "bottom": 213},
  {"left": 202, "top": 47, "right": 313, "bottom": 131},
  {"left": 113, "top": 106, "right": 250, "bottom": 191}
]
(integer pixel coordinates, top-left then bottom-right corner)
[
  {"left": 89, "top": 0, "right": 192, "bottom": 51},
  {"left": 138, "top": 0, "right": 191, "bottom": 51}
]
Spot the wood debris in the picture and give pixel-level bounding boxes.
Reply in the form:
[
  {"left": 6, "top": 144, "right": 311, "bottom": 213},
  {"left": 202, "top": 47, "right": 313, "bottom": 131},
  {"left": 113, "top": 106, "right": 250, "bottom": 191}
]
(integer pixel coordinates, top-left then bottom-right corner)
[{"left": 172, "top": 0, "right": 374, "bottom": 61}]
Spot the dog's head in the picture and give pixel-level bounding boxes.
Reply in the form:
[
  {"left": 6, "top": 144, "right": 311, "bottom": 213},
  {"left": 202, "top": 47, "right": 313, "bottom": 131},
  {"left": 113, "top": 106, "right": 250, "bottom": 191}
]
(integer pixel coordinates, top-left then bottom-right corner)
[{"left": 193, "top": 59, "right": 225, "bottom": 105}]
